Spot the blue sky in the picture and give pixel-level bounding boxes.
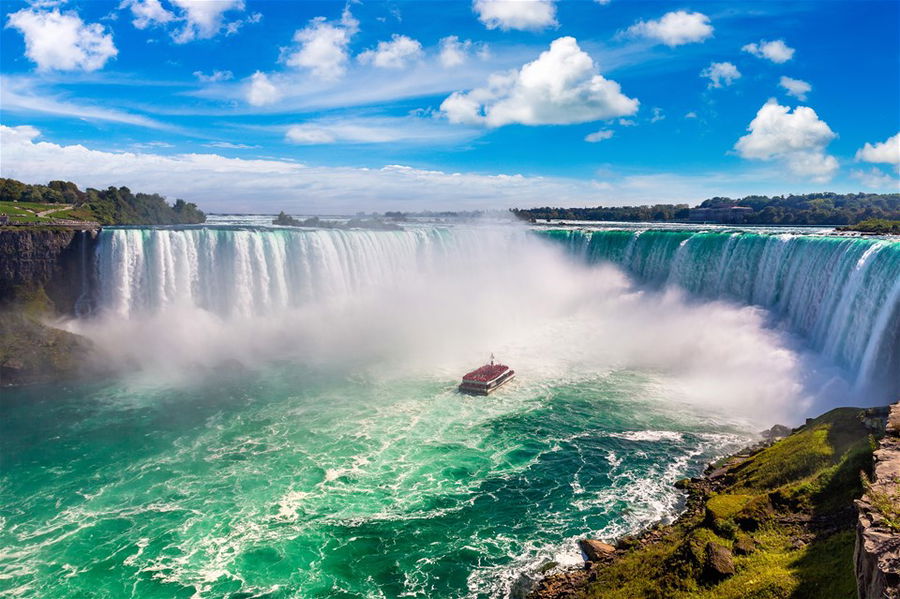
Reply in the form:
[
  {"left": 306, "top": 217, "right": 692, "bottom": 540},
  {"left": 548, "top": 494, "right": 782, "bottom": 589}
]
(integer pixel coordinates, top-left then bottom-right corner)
[{"left": 1, "top": 0, "right": 898, "bottom": 212}]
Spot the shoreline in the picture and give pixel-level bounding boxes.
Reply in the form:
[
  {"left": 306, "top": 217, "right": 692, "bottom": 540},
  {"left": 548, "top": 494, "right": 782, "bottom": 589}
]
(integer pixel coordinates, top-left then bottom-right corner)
[
  {"left": 526, "top": 410, "right": 890, "bottom": 598},
  {"left": 523, "top": 427, "right": 789, "bottom": 598}
]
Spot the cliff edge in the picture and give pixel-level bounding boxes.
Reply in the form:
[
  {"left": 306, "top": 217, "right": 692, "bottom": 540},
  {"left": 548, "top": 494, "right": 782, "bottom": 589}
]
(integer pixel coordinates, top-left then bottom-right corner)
[
  {"left": 0, "top": 228, "right": 100, "bottom": 386},
  {"left": 855, "top": 403, "right": 900, "bottom": 598}
]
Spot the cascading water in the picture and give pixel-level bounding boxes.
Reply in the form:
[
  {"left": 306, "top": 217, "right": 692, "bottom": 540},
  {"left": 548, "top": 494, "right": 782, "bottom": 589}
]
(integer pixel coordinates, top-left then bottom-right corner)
[
  {"left": 73, "top": 230, "right": 94, "bottom": 318},
  {"left": 5, "top": 223, "right": 895, "bottom": 599},
  {"left": 93, "top": 226, "right": 900, "bottom": 399},
  {"left": 94, "top": 226, "right": 483, "bottom": 318},
  {"left": 539, "top": 228, "right": 900, "bottom": 398}
]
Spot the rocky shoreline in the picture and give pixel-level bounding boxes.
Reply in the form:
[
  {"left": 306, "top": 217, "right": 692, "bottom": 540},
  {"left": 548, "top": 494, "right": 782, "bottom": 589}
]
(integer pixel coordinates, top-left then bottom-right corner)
[
  {"left": 526, "top": 410, "right": 894, "bottom": 599},
  {"left": 525, "top": 426, "right": 791, "bottom": 599},
  {"left": 855, "top": 403, "right": 900, "bottom": 599}
]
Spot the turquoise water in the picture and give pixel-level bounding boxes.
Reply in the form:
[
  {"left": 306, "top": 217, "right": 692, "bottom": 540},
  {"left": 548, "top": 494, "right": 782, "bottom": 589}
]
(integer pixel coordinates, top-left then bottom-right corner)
[
  {"left": 1, "top": 367, "right": 747, "bottom": 599},
  {"left": 3, "top": 223, "right": 896, "bottom": 598}
]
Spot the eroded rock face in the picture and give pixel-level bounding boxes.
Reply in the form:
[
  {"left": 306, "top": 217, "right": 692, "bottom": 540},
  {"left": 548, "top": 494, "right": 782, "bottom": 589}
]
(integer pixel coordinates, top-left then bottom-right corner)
[
  {"left": 578, "top": 539, "right": 615, "bottom": 563},
  {"left": 702, "top": 542, "right": 734, "bottom": 582},
  {"left": 0, "top": 228, "right": 98, "bottom": 312},
  {"left": 855, "top": 402, "right": 900, "bottom": 599},
  {"left": 760, "top": 424, "right": 792, "bottom": 440}
]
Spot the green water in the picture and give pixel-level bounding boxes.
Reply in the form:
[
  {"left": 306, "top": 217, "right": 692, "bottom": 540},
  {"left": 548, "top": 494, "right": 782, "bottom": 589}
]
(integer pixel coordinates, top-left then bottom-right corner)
[{"left": 0, "top": 367, "right": 747, "bottom": 599}]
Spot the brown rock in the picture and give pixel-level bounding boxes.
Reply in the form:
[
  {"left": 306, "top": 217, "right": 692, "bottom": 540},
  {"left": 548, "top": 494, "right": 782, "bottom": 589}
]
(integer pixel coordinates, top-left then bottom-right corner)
[
  {"left": 733, "top": 536, "right": 755, "bottom": 555},
  {"left": 702, "top": 542, "right": 735, "bottom": 582},
  {"left": 578, "top": 539, "right": 616, "bottom": 562}
]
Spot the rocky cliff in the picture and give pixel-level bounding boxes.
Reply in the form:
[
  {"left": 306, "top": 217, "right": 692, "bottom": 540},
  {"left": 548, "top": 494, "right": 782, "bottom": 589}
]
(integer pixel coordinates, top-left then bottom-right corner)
[
  {"left": 855, "top": 402, "right": 900, "bottom": 599},
  {"left": 0, "top": 227, "right": 101, "bottom": 385},
  {"left": 0, "top": 227, "right": 98, "bottom": 313}
]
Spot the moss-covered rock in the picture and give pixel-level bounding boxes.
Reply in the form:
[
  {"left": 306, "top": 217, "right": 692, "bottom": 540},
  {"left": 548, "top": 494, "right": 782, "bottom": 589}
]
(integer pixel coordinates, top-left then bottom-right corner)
[
  {"left": 701, "top": 542, "right": 734, "bottom": 583},
  {"left": 0, "top": 310, "right": 96, "bottom": 385},
  {"left": 539, "top": 407, "right": 880, "bottom": 599}
]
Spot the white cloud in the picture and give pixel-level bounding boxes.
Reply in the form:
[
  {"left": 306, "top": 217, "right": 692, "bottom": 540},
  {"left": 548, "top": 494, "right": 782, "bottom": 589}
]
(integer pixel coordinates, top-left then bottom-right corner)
[
  {"left": 1, "top": 76, "right": 174, "bottom": 130},
  {"left": 439, "top": 36, "right": 468, "bottom": 68},
  {"left": 624, "top": 11, "right": 713, "bottom": 47},
  {"left": 735, "top": 99, "right": 837, "bottom": 182},
  {"left": 120, "top": 0, "right": 174, "bottom": 29},
  {"left": 684, "top": 111, "right": 697, "bottom": 119},
  {"left": 701, "top": 61, "right": 740, "bottom": 88},
  {"left": 131, "top": 141, "right": 174, "bottom": 150},
  {"left": 223, "top": 10, "right": 261, "bottom": 36},
  {"left": 2, "top": 124, "right": 841, "bottom": 212},
  {"left": 246, "top": 71, "right": 281, "bottom": 106},
  {"left": 585, "top": 129, "right": 614, "bottom": 143},
  {"left": 651, "top": 107, "right": 665, "bottom": 122},
  {"left": 168, "top": 0, "right": 244, "bottom": 43},
  {"left": 0, "top": 123, "right": 594, "bottom": 212},
  {"left": 473, "top": 0, "right": 557, "bottom": 31},
  {"left": 188, "top": 44, "right": 540, "bottom": 114},
  {"left": 851, "top": 168, "right": 899, "bottom": 190},
  {"left": 282, "top": 7, "right": 358, "bottom": 80},
  {"left": 618, "top": 118, "right": 636, "bottom": 126},
  {"left": 193, "top": 69, "right": 233, "bottom": 82},
  {"left": 440, "top": 37, "right": 638, "bottom": 128},
  {"left": 284, "top": 116, "right": 480, "bottom": 146},
  {"left": 855, "top": 133, "right": 900, "bottom": 169},
  {"left": 121, "top": 0, "right": 254, "bottom": 42},
  {"left": 203, "top": 141, "right": 258, "bottom": 149},
  {"left": 742, "top": 39, "right": 794, "bottom": 63},
  {"left": 358, "top": 34, "right": 423, "bottom": 69},
  {"left": 779, "top": 76, "right": 811, "bottom": 100},
  {"left": 5, "top": 8, "right": 117, "bottom": 71},
  {"left": 1, "top": 124, "right": 41, "bottom": 144},
  {"left": 285, "top": 125, "right": 336, "bottom": 144},
  {"left": 439, "top": 35, "right": 487, "bottom": 68}
]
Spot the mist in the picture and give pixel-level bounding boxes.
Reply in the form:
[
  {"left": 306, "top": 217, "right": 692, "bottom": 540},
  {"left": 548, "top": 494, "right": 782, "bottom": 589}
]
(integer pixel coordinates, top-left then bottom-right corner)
[{"left": 63, "top": 225, "right": 855, "bottom": 425}]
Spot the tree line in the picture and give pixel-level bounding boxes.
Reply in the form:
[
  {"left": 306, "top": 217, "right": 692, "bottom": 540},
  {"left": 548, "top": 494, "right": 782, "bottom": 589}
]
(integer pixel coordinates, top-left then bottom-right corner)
[
  {"left": 0, "top": 178, "right": 205, "bottom": 225},
  {"left": 511, "top": 192, "right": 900, "bottom": 225}
]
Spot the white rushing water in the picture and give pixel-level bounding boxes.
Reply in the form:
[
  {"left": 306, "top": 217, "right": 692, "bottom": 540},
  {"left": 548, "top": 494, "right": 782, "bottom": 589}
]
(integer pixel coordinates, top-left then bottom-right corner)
[
  {"left": 541, "top": 228, "right": 900, "bottom": 400},
  {"left": 81, "top": 223, "right": 899, "bottom": 412},
  {"left": 13, "top": 222, "right": 895, "bottom": 599}
]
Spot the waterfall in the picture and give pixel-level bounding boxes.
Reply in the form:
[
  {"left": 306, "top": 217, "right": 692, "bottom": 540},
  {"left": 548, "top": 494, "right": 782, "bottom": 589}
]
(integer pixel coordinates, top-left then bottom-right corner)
[
  {"left": 91, "top": 225, "right": 899, "bottom": 400},
  {"left": 539, "top": 228, "right": 900, "bottom": 398},
  {"left": 94, "top": 226, "right": 500, "bottom": 318},
  {"left": 73, "top": 230, "right": 94, "bottom": 318}
]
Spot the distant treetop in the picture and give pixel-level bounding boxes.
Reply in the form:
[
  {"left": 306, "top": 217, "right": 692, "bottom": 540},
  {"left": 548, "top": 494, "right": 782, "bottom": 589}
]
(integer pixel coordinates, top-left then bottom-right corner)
[
  {"left": 511, "top": 192, "right": 899, "bottom": 225},
  {"left": 0, "top": 178, "right": 205, "bottom": 225}
]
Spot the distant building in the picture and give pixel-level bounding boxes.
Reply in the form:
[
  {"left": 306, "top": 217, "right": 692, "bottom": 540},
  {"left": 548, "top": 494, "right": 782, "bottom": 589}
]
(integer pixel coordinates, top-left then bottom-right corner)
[{"left": 688, "top": 206, "right": 754, "bottom": 223}]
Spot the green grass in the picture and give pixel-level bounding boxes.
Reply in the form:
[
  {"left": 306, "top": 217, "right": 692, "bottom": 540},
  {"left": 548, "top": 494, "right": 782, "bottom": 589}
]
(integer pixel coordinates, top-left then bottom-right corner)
[
  {"left": 707, "top": 494, "right": 754, "bottom": 521},
  {"left": 579, "top": 408, "right": 875, "bottom": 599},
  {"left": 861, "top": 473, "right": 900, "bottom": 532},
  {"left": 0, "top": 200, "right": 83, "bottom": 224}
]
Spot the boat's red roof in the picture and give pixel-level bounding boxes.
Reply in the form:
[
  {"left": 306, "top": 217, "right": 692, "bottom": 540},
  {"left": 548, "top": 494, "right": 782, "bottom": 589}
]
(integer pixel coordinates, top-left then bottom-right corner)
[{"left": 462, "top": 364, "right": 510, "bottom": 382}]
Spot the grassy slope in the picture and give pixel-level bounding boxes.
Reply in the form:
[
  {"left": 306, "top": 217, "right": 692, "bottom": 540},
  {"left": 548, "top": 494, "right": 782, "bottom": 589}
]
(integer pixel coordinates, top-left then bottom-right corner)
[
  {"left": 0, "top": 201, "right": 79, "bottom": 223},
  {"left": 579, "top": 408, "right": 875, "bottom": 599}
]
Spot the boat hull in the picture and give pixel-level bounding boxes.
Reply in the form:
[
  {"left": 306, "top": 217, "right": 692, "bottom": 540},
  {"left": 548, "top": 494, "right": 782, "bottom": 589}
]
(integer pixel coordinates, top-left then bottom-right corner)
[{"left": 458, "top": 370, "right": 515, "bottom": 395}]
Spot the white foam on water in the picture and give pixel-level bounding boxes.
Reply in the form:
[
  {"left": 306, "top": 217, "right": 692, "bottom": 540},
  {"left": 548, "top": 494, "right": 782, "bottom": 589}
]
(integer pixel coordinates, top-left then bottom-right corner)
[{"left": 607, "top": 430, "right": 684, "bottom": 442}]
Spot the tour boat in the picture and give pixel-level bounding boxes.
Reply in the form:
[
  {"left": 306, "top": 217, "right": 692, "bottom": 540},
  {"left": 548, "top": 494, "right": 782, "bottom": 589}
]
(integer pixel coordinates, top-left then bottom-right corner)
[{"left": 459, "top": 355, "right": 515, "bottom": 395}]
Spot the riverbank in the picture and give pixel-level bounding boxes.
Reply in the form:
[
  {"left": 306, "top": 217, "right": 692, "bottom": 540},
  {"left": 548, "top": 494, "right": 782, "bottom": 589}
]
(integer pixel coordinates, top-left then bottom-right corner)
[{"left": 528, "top": 406, "right": 890, "bottom": 599}]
